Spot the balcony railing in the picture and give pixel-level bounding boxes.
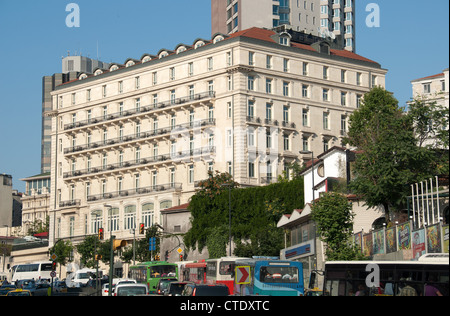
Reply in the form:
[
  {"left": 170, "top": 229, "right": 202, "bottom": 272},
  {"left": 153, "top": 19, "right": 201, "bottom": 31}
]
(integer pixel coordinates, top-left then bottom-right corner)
[
  {"left": 59, "top": 199, "right": 81, "bottom": 208},
  {"left": 246, "top": 116, "right": 296, "bottom": 129},
  {"left": 63, "top": 146, "right": 216, "bottom": 179},
  {"left": 64, "top": 118, "right": 216, "bottom": 155},
  {"left": 64, "top": 91, "right": 216, "bottom": 131},
  {"left": 87, "top": 183, "right": 182, "bottom": 202}
]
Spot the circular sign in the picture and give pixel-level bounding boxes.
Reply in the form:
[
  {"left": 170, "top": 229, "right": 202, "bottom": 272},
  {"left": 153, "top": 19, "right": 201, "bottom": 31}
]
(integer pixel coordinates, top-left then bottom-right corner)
[{"left": 50, "top": 271, "right": 57, "bottom": 278}]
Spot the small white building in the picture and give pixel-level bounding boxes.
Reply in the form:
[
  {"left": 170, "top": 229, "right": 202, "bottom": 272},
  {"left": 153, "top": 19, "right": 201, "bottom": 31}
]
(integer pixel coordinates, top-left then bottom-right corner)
[{"left": 277, "top": 146, "right": 385, "bottom": 289}]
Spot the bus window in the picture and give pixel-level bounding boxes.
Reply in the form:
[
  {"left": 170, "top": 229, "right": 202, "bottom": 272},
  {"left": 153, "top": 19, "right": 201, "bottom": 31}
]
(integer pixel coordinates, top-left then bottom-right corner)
[
  {"left": 219, "top": 262, "right": 234, "bottom": 275},
  {"left": 260, "top": 266, "right": 299, "bottom": 283}
]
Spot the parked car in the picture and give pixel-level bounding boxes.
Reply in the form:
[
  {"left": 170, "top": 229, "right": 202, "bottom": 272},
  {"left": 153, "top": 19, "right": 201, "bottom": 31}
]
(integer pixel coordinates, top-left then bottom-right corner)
[
  {"left": 6, "top": 289, "right": 32, "bottom": 296},
  {"left": 156, "top": 277, "right": 177, "bottom": 295},
  {"left": 0, "top": 284, "right": 17, "bottom": 296},
  {"left": 22, "top": 280, "right": 50, "bottom": 296},
  {"left": 102, "top": 283, "right": 110, "bottom": 296},
  {"left": 181, "top": 283, "right": 229, "bottom": 296},
  {"left": 164, "top": 282, "right": 190, "bottom": 296},
  {"left": 52, "top": 281, "right": 68, "bottom": 293},
  {"left": 114, "top": 283, "right": 148, "bottom": 296}
]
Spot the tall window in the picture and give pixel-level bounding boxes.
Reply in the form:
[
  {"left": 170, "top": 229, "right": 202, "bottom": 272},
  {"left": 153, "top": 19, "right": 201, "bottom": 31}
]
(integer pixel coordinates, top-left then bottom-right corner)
[
  {"left": 108, "top": 207, "right": 119, "bottom": 232},
  {"left": 142, "top": 203, "right": 154, "bottom": 228},
  {"left": 124, "top": 205, "right": 136, "bottom": 230},
  {"left": 91, "top": 210, "right": 103, "bottom": 234}
]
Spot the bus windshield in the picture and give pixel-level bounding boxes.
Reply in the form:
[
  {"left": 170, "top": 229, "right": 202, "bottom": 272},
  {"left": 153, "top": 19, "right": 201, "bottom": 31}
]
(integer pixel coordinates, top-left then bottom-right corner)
[
  {"left": 260, "top": 266, "right": 299, "bottom": 283},
  {"left": 149, "top": 265, "right": 177, "bottom": 278}
]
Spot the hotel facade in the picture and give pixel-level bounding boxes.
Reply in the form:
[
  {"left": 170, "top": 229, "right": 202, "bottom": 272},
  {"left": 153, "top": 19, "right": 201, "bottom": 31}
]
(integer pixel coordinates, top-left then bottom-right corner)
[{"left": 47, "top": 27, "right": 386, "bottom": 267}]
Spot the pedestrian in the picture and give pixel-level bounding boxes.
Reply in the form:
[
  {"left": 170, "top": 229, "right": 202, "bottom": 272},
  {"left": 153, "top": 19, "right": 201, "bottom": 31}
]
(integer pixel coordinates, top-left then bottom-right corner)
[
  {"left": 398, "top": 279, "right": 417, "bottom": 296},
  {"left": 355, "top": 284, "right": 367, "bottom": 296},
  {"left": 424, "top": 276, "right": 443, "bottom": 296}
]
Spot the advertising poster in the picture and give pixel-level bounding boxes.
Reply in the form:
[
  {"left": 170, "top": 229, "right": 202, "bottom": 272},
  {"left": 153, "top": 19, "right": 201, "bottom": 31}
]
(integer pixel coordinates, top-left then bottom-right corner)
[
  {"left": 443, "top": 225, "right": 449, "bottom": 254},
  {"left": 363, "top": 233, "right": 373, "bottom": 257},
  {"left": 386, "top": 227, "right": 397, "bottom": 253},
  {"left": 426, "top": 224, "right": 442, "bottom": 253},
  {"left": 373, "top": 229, "right": 385, "bottom": 255},
  {"left": 353, "top": 232, "right": 362, "bottom": 251},
  {"left": 397, "top": 222, "right": 411, "bottom": 250},
  {"left": 412, "top": 229, "right": 426, "bottom": 259}
]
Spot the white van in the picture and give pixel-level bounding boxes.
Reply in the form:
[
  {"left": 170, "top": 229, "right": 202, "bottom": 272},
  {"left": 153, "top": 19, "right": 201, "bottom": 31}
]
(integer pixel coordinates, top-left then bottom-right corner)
[{"left": 71, "top": 268, "right": 97, "bottom": 287}]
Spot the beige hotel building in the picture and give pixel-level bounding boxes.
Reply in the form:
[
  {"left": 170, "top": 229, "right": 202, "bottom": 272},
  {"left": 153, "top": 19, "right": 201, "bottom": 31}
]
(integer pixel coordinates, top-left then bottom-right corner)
[{"left": 47, "top": 27, "right": 386, "bottom": 259}]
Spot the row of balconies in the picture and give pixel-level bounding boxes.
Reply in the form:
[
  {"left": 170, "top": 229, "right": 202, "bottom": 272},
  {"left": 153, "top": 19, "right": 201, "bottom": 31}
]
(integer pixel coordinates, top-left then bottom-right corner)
[
  {"left": 59, "top": 182, "right": 182, "bottom": 207},
  {"left": 86, "top": 182, "right": 182, "bottom": 202},
  {"left": 63, "top": 91, "right": 216, "bottom": 131},
  {"left": 64, "top": 118, "right": 216, "bottom": 155},
  {"left": 63, "top": 146, "right": 216, "bottom": 180},
  {"left": 246, "top": 116, "right": 296, "bottom": 129}
]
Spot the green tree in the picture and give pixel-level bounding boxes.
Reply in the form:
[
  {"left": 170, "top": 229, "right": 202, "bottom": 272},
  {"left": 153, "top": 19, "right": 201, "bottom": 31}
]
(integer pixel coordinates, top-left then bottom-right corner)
[
  {"left": 346, "top": 86, "right": 435, "bottom": 222},
  {"left": 76, "top": 235, "right": 99, "bottom": 268},
  {"left": 407, "top": 96, "right": 449, "bottom": 175},
  {"left": 49, "top": 240, "right": 73, "bottom": 267},
  {"left": 311, "top": 192, "right": 365, "bottom": 261},
  {"left": 184, "top": 171, "right": 303, "bottom": 257},
  {"left": 206, "top": 225, "right": 229, "bottom": 259}
]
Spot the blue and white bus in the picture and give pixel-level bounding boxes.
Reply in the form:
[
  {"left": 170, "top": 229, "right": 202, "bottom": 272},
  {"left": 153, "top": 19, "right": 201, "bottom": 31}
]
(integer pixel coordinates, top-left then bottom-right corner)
[{"left": 233, "top": 258, "right": 304, "bottom": 296}]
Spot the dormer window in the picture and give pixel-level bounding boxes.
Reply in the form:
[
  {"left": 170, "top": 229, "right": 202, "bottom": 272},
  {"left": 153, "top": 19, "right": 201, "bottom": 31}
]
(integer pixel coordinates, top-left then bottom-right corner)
[
  {"left": 142, "top": 56, "right": 151, "bottom": 63},
  {"left": 280, "top": 36, "right": 289, "bottom": 46},
  {"left": 176, "top": 46, "right": 187, "bottom": 54},
  {"left": 110, "top": 65, "right": 119, "bottom": 72},
  {"left": 94, "top": 69, "right": 103, "bottom": 76},
  {"left": 79, "top": 73, "right": 88, "bottom": 80},
  {"left": 213, "top": 35, "right": 225, "bottom": 43},
  {"left": 125, "top": 60, "right": 135, "bottom": 67},
  {"left": 194, "top": 41, "right": 205, "bottom": 49},
  {"left": 159, "top": 51, "right": 169, "bottom": 59},
  {"left": 277, "top": 32, "right": 291, "bottom": 46}
]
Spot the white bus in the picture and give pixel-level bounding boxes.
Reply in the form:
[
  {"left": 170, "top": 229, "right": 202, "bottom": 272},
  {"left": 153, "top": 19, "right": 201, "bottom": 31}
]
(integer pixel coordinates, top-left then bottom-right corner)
[
  {"left": 11, "top": 262, "right": 53, "bottom": 283},
  {"left": 322, "top": 254, "right": 449, "bottom": 296}
]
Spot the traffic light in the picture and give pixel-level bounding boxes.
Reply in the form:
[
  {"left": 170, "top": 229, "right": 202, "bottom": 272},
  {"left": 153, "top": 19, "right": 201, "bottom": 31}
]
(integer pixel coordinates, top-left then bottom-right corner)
[
  {"left": 139, "top": 223, "right": 145, "bottom": 234},
  {"left": 113, "top": 239, "right": 127, "bottom": 251},
  {"left": 179, "top": 254, "right": 183, "bottom": 261},
  {"left": 51, "top": 261, "right": 57, "bottom": 271},
  {"left": 98, "top": 227, "right": 104, "bottom": 240}
]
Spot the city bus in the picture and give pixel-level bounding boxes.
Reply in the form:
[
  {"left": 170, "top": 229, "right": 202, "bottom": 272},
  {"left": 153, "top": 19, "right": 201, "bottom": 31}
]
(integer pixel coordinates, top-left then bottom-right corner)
[
  {"left": 11, "top": 262, "right": 54, "bottom": 283},
  {"left": 179, "top": 260, "right": 207, "bottom": 284},
  {"left": 234, "top": 258, "right": 304, "bottom": 296},
  {"left": 129, "top": 261, "right": 178, "bottom": 293},
  {"left": 322, "top": 253, "right": 449, "bottom": 296},
  {"left": 205, "top": 257, "right": 248, "bottom": 295}
]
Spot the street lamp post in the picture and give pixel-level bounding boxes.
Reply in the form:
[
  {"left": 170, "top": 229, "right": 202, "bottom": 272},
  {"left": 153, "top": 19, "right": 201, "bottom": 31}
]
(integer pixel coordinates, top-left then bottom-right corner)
[
  {"left": 221, "top": 184, "right": 232, "bottom": 256},
  {"left": 104, "top": 204, "right": 114, "bottom": 297}
]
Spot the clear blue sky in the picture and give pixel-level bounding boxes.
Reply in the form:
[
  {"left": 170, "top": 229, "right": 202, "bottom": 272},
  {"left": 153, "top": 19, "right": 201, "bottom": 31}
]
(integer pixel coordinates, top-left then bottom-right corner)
[{"left": 0, "top": 0, "right": 448, "bottom": 192}]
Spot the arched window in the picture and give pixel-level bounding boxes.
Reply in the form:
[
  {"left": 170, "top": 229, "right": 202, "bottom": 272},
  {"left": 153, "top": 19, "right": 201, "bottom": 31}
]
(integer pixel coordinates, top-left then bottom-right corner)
[
  {"left": 79, "top": 73, "right": 88, "bottom": 80},
  {"left": 142, "top": 203, "right": 154, "bottom": 228},
  {"left": 372, "top": 217, "right": 386, "bottom": 230},
  {"left": 124, "top": 205, "right": 136, "bottom": 230},
  {"left": 142, "top": 55, "right": 151, "bottom": 63},
  {"left": 125, "top": 60, "right": 136, "bottom": 67},
  {"left": 160, "top": 200, "right": 172, "bottom": 210}
]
